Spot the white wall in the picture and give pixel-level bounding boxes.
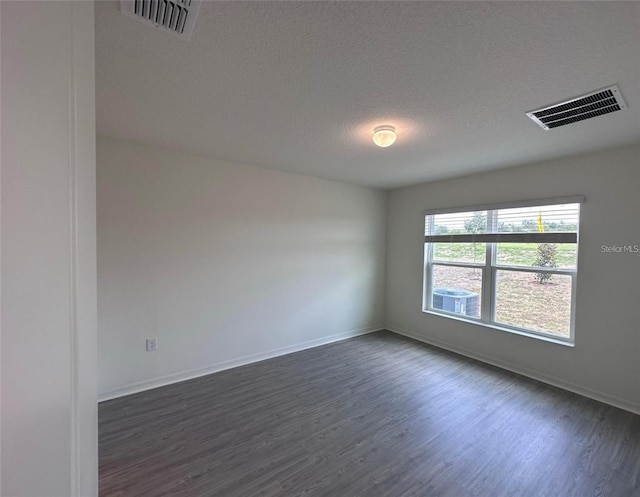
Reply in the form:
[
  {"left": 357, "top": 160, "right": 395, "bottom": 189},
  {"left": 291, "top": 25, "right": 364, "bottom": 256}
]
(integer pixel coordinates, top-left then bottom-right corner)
[
  {"left": 386, "top": 143, "right": 640, "bottom": 414},
  {"left": 97, "top": 137, "right": 386, "bottom": 398},
  {"left": 1, "top": 2, "right": 97, "bottom": 496}
]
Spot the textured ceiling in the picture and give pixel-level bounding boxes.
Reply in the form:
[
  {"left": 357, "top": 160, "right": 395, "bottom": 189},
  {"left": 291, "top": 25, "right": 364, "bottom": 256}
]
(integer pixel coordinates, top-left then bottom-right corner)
[{"left": 96, "top": 1, "right": 640, "bottom": 189}]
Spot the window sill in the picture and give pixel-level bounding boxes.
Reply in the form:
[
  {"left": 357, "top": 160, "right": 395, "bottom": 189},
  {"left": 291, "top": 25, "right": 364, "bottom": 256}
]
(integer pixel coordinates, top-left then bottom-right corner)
[{"left": 422, "top": 310, "right": 575, "bottom": 347}]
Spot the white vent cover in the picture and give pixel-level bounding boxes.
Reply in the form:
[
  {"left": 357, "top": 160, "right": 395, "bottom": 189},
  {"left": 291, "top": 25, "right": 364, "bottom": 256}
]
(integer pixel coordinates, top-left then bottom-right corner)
[
  {"left": 120, "top": 0, "right": 201, "bottom": 41},
  {"left": 526, "top": 85, "right": 627, "bottom": 130}
]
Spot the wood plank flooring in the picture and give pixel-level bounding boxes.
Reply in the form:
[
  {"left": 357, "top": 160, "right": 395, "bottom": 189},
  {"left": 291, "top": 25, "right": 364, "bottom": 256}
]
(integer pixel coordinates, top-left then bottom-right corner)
[{"left": 99, "top": 331, "right": 640, "bottom": 497}]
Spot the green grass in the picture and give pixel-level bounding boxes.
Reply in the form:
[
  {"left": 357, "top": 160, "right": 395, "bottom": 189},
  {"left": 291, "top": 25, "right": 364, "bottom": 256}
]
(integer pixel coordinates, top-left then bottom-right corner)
[{"left": 433, "top": 242, "right": 577, "bottom": 268}]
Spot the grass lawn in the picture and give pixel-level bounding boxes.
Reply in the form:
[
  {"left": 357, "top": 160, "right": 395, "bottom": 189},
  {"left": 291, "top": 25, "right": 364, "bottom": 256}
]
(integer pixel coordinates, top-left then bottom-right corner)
[
  {"left": 431, "top": 242, "right": 575, "bottom": 337},
  {"left": 433, "top": 242, "right": 577, "bottom": 268}
]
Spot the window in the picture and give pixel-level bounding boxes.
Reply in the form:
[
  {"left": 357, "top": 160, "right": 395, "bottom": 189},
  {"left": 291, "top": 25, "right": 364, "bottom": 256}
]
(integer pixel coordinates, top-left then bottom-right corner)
[{"left": 423, "top": 198, "right": 582, "bottom": 343}]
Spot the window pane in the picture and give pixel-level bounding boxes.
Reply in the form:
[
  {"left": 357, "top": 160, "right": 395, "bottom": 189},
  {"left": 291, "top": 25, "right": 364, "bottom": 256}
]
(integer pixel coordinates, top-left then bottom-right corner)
[
  {"left": 496, "top": 243, "right": 577, "bottom": 269},
  {"left": 495, "top": 270, "right": 572, "bottom": 337},
  {"left": 496, "top": 203, "right": 580, "bottom": 234},
  {"left": 433, "top": 242, "right": 486, "bottom": 263},
  {"left": 427, "top": 211, "right": 487, "bottom": 236},
  {"left": 431, "top": 265, "right": 482, "bottom": 318}
]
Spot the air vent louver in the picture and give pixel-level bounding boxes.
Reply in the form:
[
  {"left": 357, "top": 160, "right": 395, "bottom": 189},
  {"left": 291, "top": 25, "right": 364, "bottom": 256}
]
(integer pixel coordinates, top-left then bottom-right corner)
[
  {"left": 120, "top": 0, "right": 201, "bottom": 41},
  {"left": 526, "top": 85, "right": 627, "bottom": 130}
]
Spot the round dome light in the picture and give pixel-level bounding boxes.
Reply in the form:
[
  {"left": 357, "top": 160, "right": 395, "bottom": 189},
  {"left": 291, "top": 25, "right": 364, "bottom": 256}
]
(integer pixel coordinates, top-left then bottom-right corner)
[{"left": 372, "top": 125, "right": 397, "bottom": 148}]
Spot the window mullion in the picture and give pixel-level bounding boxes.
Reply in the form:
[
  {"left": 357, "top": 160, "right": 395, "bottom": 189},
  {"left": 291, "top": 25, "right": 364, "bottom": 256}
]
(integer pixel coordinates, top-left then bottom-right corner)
[
  {"left": 423, "top": 215, "right": 435, "bottom": 311},
  {"left": 481, "top": 210, "right": 497, "bottom": 323},
  {"left": 423, "top": 244, "right": 432, "bottom": 310}
]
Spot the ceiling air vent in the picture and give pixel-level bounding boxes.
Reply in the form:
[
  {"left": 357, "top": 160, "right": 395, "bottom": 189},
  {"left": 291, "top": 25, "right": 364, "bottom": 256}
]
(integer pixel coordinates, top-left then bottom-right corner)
[
  {"left": 120, "top": 0, "right": 202, "bottom": 41},
  {"left": 526, "top": 85, "right": 627, "bottom": 130}
]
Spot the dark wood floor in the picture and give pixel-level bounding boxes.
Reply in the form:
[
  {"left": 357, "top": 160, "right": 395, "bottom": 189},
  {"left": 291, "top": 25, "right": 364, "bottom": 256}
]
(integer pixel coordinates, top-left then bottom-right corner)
[{"left": 99, "top": 331, "right": 640, "bottom": 497}]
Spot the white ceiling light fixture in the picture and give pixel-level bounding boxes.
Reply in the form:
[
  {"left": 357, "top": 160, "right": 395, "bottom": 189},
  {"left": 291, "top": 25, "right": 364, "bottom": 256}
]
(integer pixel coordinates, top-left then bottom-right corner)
[{"left": 372, "top": 125, "right": 397, "bottom": 148}]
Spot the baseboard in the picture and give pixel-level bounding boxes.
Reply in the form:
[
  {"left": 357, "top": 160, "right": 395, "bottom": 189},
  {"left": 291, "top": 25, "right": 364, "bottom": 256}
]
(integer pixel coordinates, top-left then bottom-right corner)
[
  {"left": 386, "top": 325, "right": 640, "bottom": 416},
  {"left": 98, "top": 325, "right": 383, "bottom": 402}
]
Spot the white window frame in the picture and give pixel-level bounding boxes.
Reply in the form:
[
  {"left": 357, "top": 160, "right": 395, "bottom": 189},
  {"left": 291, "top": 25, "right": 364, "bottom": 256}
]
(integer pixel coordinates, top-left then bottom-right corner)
[{"left": 422, "top": 196, "right": 583, "bottom": 345}]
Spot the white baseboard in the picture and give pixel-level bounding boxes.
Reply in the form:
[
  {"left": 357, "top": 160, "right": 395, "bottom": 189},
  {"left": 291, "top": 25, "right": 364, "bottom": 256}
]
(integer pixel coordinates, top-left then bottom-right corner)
[
  {"left": 98, "top": 325, "right": 383, "bottom": 402},
  {"left": 386, "top": 325, "right": 640, "bottom": 416}
]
